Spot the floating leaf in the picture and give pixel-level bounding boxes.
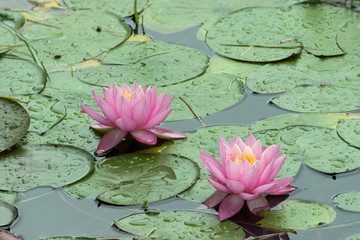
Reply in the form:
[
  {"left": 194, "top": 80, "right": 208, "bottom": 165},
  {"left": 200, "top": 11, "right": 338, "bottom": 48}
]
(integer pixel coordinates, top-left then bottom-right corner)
[
  {"left": 0, "top": 200, "right": 17, "bottom": 227},
  {"left": 65, "top": 153, "right": 199, "bottom": 205},
  {"left": 345, "top": 234, "right": 360, "bottom": 240},
  {"left": 0, "top": 144, "right": 94, "bottom": 191},
  {"left": 337, "top": 119, "right": 360, "bottom": 148},
  {"left": 0, "top": 10, "right": 25, "bottom": 53},
  {"left": 141, "top": 0, "right": 303, "bottom": 34},
  {"left": 0, "top": 57, "right": 46, "bottom": 95},
  {"left": 0, "top": 191, "right": 18, "bottom": 205},
  {"left": 160, "top": 73, "right": 244, "bottom": 121},
  {"left": 0, "top": 97, "right": 30, "bottom": 152},
  {"left": 64, "top": 0, "right": 148, "bottom": 17},
  {"left": 40, "top": 237, "right": 129, "bottom": 240},
  {"left": 337, "top": 20, "right": 360, "bottom": 54},
  {"left": 20, "top": 9, "right": 131, "bottom": 65},
  {"left": 207, "top": 2, "right": 360, "bottom": 62},
  {"left": 258, "top": 200, "right": 336, "bottom": 230},
  {"left": 115, "top": 211, "right": 245, "bottom": 239},
  {"left": 76, "top": 41, "right": 208, "bottom": 87},
  {"left": 253, "top": 126, "right": 360, "bottom": 176},
  {"left": 333, "top": 192, "right": 360, "bottom": 212}
]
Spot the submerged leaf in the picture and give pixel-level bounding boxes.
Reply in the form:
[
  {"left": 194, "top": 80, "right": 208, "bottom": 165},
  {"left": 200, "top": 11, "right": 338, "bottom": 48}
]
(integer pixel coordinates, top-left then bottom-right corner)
[{"left": 115, "top": 211, "right": 245, "bottom": 239}]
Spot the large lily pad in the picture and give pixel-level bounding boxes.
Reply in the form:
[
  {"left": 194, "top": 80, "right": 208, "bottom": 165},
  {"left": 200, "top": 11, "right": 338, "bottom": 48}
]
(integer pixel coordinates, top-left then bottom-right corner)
[
  {"left": 64, "top": 0, "right": 148, "bottom": 17},
  {"left": 0, "top": 200, "right": 17, "bottom": 227},
  {"left": 0, "top": 97, "right": 30, "bottom": 152},
  {"left": 337, "top": 119, "right": 360, "bottom": 149},
  {"left": 333, "top": 192, "right": 360, "bottom": 212},
  {"left": 20, "top": 9, "right": 131, "bottom": 65},
  {"left": 76, "top": 41, "right": 209, "bottom": 87},
  {"left": 141, "top": 0, "right": 303, "bottom": 34},
  {"left": 0, "top": 57, "right": 46, "bottom": 95},
  {"left": 0, "top": 10, "right": 25, "bottom": 53},
  {"left": 0, "top": 191, "right": 18, "bottom": 205},
  {"left": 0, "top": 144, "right": 94, "bottom": 191},
  {"left": 206, "top": 2, "right": 360, "bottom": 62},
  {"left": 337, "top": 20, "right": 360, "bottom": 54},
  {"left": 258, "top": 200, "right": 336, "bottom": 230},
  {"left": 65, "top": 153, "right": 199, "bottom": 205},
  {"left": 160, "top": 73, "right": 244, "bottom": 121},
  {"left": 253, "top": 126, "right": 360, "bottom": 176},
  {"left": 115, "top": 211, "right": 245, "bottom": 239}
]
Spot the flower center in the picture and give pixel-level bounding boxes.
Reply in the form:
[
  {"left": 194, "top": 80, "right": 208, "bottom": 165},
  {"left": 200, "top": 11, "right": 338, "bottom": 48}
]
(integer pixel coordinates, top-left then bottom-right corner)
[
  {"left": 123, "top": 90, "right": 132, "bottom": 100},
  {"left": 234, "top": 146, "right": 257, "bottom": 166}
]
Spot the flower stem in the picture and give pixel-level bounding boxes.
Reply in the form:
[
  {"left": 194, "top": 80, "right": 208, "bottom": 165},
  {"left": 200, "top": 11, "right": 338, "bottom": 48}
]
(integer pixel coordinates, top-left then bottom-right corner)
[{"left": 179, "top": 96, "right": 205, "bottom": 126}]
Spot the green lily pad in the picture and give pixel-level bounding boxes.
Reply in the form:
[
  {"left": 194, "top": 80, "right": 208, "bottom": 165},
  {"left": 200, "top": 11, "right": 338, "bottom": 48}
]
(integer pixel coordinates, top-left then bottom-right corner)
[
  {"left": 20, "top": 9, "right": 131, "bottom": 65},
  {"left": 0, "top": 97, "right": 30, "bottom": 152},
  {"left": 115, "top": 211, "right": 245, "bottom": 239},
  {"left": 64, "top": 0, "right": 148, "bottom": 17},
  {"left": 0, "top": 191, "right": 18, "bottom": 205},
  {"left": 76, "top": 41, "right": 208, "bottom": 87},
  {"left": 345, "top": 234, "right": 360, "bottom": 240},
  {"left": 337, "top": 119, "right": 360, "bottom": 148},
  {"left": 0, "top": 200, "right": 18, "bottom": 227},
  {"left": 40, "top": 237, "right": 129, "bottom": 240},
  {"left": 337, "top": 20, "right": 360, "bottom": 54},
  {"left": 333, "top": 192, "right": 360, "bottom": 212},
  {"left": 0, "top": 10, "right": 25, "bottom": 53},
  {"left": 258, "top": 200, "right": 336, "bottom": 230},
  {"left": 253, "top": 126, "right": 360, "bottom": 176},
  {"left": 141, "top": 0, "right": 303, "bottom": 34},
  {"left": 0, "top": 144, "right": 94, "bottom": 191},
  {"left": 65, "top": 153, "right": 199, "bottom": 205},
  {"left": 160, "top": 73, "right": 244, "bottom": 121},
  {"left": 251, "top": 113, "right": 360, "bottom": 132},
  {"left": 207, "top": 2, "right": 360, "bottom": 62},
  {"left": 15, "top": 94, "right": 67, "bottom": 134},
  {"left": 0, "top": 57, "right": 46, "bottom": 95}
]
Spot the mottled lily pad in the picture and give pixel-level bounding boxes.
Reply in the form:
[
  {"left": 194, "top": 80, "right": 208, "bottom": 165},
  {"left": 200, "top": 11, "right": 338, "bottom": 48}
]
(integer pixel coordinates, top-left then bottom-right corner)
[
  {"left": 0, "top": 191, "right": 18, "bottom": 205},
  {"left": 0, "top": 200, "right": 18, "bottom": 227},
  {"left": 160, "top": 73, "right": 244, "bottom": 121},
  {"left": 254, "top": 126, "right": 360, "bottom": 176},
  {"left": 65, "top": 153, "right": 199, "bottom": 205},
  {"left": 207, "top": 2, "right": 360, "bottom": 62},
  {"left": 337, "top": 20, "right": 360, "bottom": 54},
  {"left": 0, "top": 57, "right": 46, "bottom": 95},
  {"left": 0, "top": 144, "right": 94, "bottom": 191},
  {"left": 0, "top": 97, "right": 30, "bottom": 152},
  {"left": 337, "top": 119, "right": 360, "bottom": 148},
  {"left": 76, "top": 41, "right": 208, "bottom": 87},
  {"left": 115, "top": 211, "right": 245, "bottom": 239},
  {"left": 333, "top": 192, "right": 360, "bottom": 212},
  {"left": 64, "top": 0, "right": 148, "bottom": 17},
  {"left": 258, "top": 200, "right": 336, "bottom": 230},
  {"left": 20, "top": 9, "right": 131, "bottom": 65}
]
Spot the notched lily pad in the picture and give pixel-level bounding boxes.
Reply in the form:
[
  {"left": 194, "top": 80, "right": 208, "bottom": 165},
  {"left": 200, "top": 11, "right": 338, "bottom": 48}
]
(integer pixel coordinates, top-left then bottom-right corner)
[
  {"left": 337, "top": 119, "right": 360, "bottom": 149},
  {"left": 115, "top": 211, "right": 245, "bottom": 239},
  {"left": 0, "top": 144, "right": 94, "bottom": 191},
  {"left": 65, "top": 153, "right": 199, "bottom": 205},
  {"left": 337, "top": 20, "right": 360, "bottom": 54},
  {"left": 258, "top": 200, "right": 336, "bottom": 230},
  {"left": 0, "top": 97, "right": 30, "bottom": 152},
  {"left": 333, "top": 192, "right": 360, "bottom": 212},
  {"left": 0, "top": 200, "right": 18, "bottom": 227}
]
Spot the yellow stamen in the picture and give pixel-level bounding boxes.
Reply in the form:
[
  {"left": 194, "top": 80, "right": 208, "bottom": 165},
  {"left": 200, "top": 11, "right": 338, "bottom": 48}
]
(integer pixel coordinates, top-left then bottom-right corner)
[
  {"left": 124, "top": 90, "right": 132, "bottom": 100},
  {"left": 234, "top": 146, "right": 257, "bottom": 166}
]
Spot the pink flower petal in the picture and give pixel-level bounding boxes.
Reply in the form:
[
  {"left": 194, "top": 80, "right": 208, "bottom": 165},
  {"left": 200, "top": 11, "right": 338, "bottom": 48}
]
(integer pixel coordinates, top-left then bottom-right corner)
[
  {"left": 149, "top": 91, "right": 167, "bottom": 117},
  {"left": 148, "top": 128, "right": 187, "bottom": 139},
  {"left": 246, "top": 195, "right": 270, "bottom": 215},
  {"left": 200, "top": 151, "right": 226, "bottom": 183},
  {"left": 224, "top": 157, "right": 241, "bottom": 181},
  {"left": 131, "top": 129, "right": 157, "bottom": 145},
  {"left": 207, "top": 177, "right": 232, "bottom": 193},
  {"left": 251, "top": 140, "right": 263, "bottom": 160},
  {"left": 270, "top": 185, "right": 296, "bottom": 195},
  {"left": 226, "top": 179, "right": 245, "bottom": 193},
  {"left": 203, "top": 190, "right": 228, "bottom": 208},
  {"left": 218, "top": 194, "right": 244, "bottom": 221},
  {"left": 230, "top": 137, "right": 246, "bottom": 151},
  {"left": 116, "top": 117, "right": 138, "bottom": 132},
  {"left": 252, "top": 182, "right": 277, "bottom": 194},
  {"left": 219, "top": 137, "right": 231, "bottom": 166},
  {"left": 96, "top": 128, "right": 127, "bottom": 154},
  {"left": 116, "top": 95, "right": 132, "bottom": 118},
  {"left": 143, "top": 108, "right": 172, "bottom": 129},
  {"left": 245, "top": 134, "right": 257, "bottom": 146},
  {"left": 267, "top": 155, "right": 287, "bottom": 181},
  {"left": 258, "top": 155, "right": 286, "bottom": 185},
  {"left": 261, "top": 144, "right": 280, "bottom": 166},
  {"left": 239, "top": 192, "right": 259, "bottom": 201},
  {"left": 266, "top": 177, "right": 294, "bottom": 195},
  {"left": 239, "top": 161, "right": 260, "bottom": 191},
  {"left": 80, "top": 105, "right": 113, "bottom": 126},
  {"left": 90, "top": 124, "right": 114, "bottom": 132},
  {"left": 133, "top": 97, "right": 151, "bottom": 127}
]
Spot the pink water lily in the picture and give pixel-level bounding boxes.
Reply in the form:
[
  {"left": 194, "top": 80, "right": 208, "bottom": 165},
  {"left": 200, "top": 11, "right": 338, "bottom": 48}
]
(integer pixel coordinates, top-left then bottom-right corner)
[
  {"left": 81, "top": 82, "right": 186, "bottom": 153},
  {"left": 200, "top": 135, "right": 295, "bottom": 221}
]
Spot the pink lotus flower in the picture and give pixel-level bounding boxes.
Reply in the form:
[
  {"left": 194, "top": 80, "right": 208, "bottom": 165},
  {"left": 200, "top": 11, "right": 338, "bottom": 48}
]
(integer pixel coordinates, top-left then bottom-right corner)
[
  {"left": 81, "top": 83, "right": 186, "bottom": 153},
  {"left": 200, "top": 135, "right": 295, "bottom": 221}
]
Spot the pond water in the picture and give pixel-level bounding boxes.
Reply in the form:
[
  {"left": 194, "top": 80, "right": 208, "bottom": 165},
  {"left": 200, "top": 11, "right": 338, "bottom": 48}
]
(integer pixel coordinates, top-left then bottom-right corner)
[{"left": 1, "top": 0, "right": 360, "bottom": 239}]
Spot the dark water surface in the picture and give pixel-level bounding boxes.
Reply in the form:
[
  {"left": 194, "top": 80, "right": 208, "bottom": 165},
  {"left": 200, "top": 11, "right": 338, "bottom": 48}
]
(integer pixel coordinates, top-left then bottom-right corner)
[{"left": 1, "top": 0, "right": 360, "bottom": 239}]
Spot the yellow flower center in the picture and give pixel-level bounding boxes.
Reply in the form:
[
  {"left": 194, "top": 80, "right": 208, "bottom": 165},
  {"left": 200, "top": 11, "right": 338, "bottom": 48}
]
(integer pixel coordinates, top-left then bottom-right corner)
[
  {"left": 124, "top": 90, "right": 132, "bottom": 100},
  {"left": 233, "top": 146, "right": 257, "bottom": 166}
]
